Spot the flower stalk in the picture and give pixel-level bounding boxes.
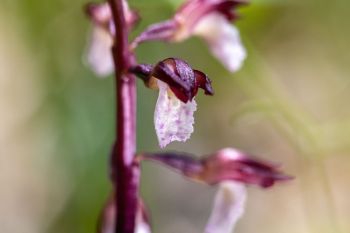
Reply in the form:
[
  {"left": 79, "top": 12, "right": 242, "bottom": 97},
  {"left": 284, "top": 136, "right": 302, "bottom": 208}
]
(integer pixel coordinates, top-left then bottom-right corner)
[
  {"left": 84, "top": 1, "right": 293, "bottom": 233},
  {"left": 107, "top": 0, "right": 139, "bottom": 233}
]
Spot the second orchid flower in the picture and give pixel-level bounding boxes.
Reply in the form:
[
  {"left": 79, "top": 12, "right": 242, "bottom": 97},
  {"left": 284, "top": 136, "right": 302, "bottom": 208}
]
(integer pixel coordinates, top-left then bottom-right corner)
[{"left": 132, "top": 0, "right": 247, "bottom": 72}]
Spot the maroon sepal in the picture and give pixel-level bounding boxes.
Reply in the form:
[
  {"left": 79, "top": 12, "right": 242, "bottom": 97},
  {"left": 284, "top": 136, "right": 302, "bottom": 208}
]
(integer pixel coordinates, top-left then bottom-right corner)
[
  {"left": 177, "top": 0, "right": 247, "bottom": 24},
  {"left": 214, "top": 0, "right": 248, "bottom": 21},
  {"left": 131, "top": 20, "right": 178, "bottom": 49},
  {"left": 141, "top": 148, "right": 293, "bottom": 188},
  {"left": 152, "top": 59, "right": 193, "bottom": 102},
  {"left": 142, "top": 152, "right": 203, "bottom": 177},
  {"left": 194, "top": 70, "right": 214, "bottom": 96},
  {"left": 129, "top": 64, "right": 154, "bottom": 83},
  {"left": 130, "top": 58, "right": 214, "bottom": 103}
]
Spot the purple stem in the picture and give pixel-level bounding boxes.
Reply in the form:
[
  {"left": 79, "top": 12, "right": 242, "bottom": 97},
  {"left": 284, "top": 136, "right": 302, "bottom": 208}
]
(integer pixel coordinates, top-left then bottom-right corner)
[{"left": 107, "top": 0, "right": 139, "bottom": 233}]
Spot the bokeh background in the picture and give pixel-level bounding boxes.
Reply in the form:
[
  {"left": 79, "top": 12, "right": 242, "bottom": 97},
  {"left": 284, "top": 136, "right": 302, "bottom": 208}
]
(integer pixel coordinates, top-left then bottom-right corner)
[{"left": 1, "top": 0, "right": 350, "bottom": 232}]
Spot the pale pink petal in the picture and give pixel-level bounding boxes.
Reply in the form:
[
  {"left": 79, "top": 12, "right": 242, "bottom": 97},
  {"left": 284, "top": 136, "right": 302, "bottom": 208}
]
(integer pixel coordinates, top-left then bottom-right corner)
[
  {"left": 135, "top": 208, "right": 152, "bottom": 233},
  {"left": 193, "top": 13, "right": 246, "bottom": 72},
  {"left": 91, "top": 2, "right": 112, "bottom": 23},
  {"left": 154, "top": 80, "right": 197, "bottom": 148},
  {"left": 98, "top": 197, "right": 152, "bottom": 233},
  {"left": 122, "top": 0, "right": 140, "bottom": 28},
  {"left": 204, "top": 182, "right": 247, "bottom": 233},
  {"left": 87, "top": 26, "right": 114, "bottom": 77},
  {"left": 215, "top": 147, "right": 244, "bottom": 161},
  {"left": 136, "top": 220, "right": 151, "bottom": 233}
]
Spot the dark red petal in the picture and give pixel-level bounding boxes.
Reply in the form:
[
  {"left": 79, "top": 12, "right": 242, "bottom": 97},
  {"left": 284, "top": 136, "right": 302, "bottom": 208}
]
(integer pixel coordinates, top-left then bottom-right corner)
[
  {"left": 172, "top": 58, "right": 196, "bottom": 100},
  {"left": 214, "top": 0, "right": 248, "bottom": 21},
  {"left": 194, "top": 70, "right": 214, "bottom": 96},
  {"left": 152, "top": 60, "right": 192, "bottom": 102},
  {"left": 130, "top": 58, "right": 213, "bottom": 103},
  {"left": 160, "top": 58, "right": 213, "bottom": 102},
  {"left": 174, "top": 59, "right": 195, "bottom": 87}
]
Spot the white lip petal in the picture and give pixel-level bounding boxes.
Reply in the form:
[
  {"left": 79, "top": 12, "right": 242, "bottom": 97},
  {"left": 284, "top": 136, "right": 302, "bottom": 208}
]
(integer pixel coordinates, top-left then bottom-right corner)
[
  {"left": 154, "top": 80, "right": 197, "bottom": 148},
  {"left": 136, "top": 220, "right": 152, "bottom": 233},
  {"left": 136, "top": 209, "right": 152, "bottom": 233},
  {"left": 204, "top": 182, "right": 247, "bottom": 233},
  {"left": 99, "top": 197, "right": 152, "bottom": 233},
  {"left": 193, "top": 13, "right": 247, "bottom": 73},
  {"left": 87, "top": 26, "right": 114, "bottom": 77}
]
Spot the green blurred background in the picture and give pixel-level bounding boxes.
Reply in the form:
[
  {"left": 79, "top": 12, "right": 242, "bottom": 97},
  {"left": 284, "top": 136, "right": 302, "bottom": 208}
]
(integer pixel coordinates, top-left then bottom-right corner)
[{"left": 1, "top": 0, "right": 350, "bottom": 232}]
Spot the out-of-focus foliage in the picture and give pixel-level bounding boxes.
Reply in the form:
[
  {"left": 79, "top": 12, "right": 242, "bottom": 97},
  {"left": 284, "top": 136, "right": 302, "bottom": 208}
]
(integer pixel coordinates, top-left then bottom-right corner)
[{"left": 1, "top": 0, "right": 350, "bottom": 233}]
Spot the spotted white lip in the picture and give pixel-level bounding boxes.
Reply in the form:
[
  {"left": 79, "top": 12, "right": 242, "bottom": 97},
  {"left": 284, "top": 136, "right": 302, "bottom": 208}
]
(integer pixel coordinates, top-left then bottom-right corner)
[{"left": 154, "top": 80, "right": 197, "bottom": 148}]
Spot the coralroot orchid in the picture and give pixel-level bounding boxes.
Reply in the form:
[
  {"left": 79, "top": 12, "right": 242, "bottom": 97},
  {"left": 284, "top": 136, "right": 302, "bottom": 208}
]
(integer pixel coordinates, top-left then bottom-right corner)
[
  {"left": 141, "top": 148, "right": 292, "bottom": 233},
  {"left": 132, "top": 58, "right": 213, "bottom": 147},
  {"left": 82, "top": 1, "right": 293, "bottom": 233},
  {"left": 132, "top": 0, "right": 247, "bottom": 72}
]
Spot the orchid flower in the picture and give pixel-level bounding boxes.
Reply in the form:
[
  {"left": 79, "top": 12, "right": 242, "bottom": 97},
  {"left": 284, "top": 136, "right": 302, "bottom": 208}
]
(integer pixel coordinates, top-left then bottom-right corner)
[
  {"left": 85, "top": 1, "right": 138, "bottom": 76},
  {"left": 82, "top": 1, "right": 293, "bottom": 233},
  {"left": 142, "top": 148, "right": 292, "bottom": 233},
  {"left": 132, "top": 0, "right": 247, "bottom": 72},
  {"left": 132, "top": 58, "right": 213, "bottom": 148}
]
